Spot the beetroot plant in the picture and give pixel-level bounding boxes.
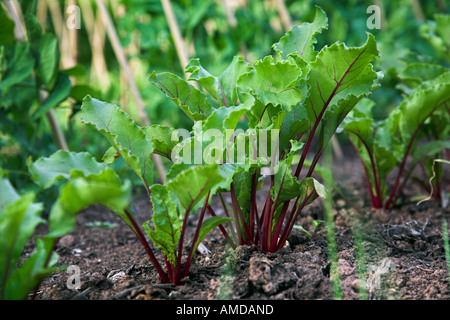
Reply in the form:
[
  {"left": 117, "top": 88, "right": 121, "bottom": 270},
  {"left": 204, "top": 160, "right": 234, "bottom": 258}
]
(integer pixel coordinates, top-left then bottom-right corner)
[
  {"left": 78, "top": 98, "right": 231, "bottom": 285},
  {"left": 342, "top": 63, "right": 450, "bottom": 210},
  {"left": 25, "top": 97, "right": 232, "bottom": 287},
  {"left": 148, "top": 7, "right": 381, "bottom": 252}
]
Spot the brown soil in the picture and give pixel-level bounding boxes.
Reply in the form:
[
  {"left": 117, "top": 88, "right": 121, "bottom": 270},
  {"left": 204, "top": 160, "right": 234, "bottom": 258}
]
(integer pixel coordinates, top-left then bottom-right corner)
[{"left": 23, "top": 156, "right": 450, "bottom": 301}]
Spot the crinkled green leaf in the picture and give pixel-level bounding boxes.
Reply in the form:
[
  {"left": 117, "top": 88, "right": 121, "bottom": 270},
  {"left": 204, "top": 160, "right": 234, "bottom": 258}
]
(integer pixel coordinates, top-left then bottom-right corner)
[
  {"left": 237, "top": 55, "right": 302, "bottom": 111},
  {"left": 144, "top": 184, "right": 180, "bottom": 266},
  {"left": 149, "top": 71, "right": 213, "bottom": 121},
  {"left": 81, "top": 96, "right": 154, "bottom": 186},
  {"left": 28, "top": 150, "right": 108, "bottom": 189},
  {"left": 273, "top": 6, "right": 328, "bottom": 62},
  {"left": 277, "top": 55, "right": 310, "bottom": 151},
  {"left": 167, "top": 164, "right": 225, "bottom": 213},
  {"left": 305, "top": 33, "right": 380, "bottom": 166},
  {"left": 246, "top": 93, "right": 286, "bottom": 131},
  {"left": 398, "top": 62, "right": 448, "bottom": 90},
  {"left": 144, "top": 125, "right": 178, "bottom": 160},
  {"left": 306, "top": 33, "right": 380, "bottom": 124},
  {"left": 202, "top": 95, "right": 253, "bottom": 133},
  {"left": 186, "top": 56, "right": 251, "bottom": 107},
  {"left": 398, "top": 72, "right": 450, "bottom": 144}
]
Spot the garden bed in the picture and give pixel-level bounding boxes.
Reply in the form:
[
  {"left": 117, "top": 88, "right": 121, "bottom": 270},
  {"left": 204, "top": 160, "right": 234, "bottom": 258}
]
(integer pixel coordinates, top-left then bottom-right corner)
[{"left": 25, "top": 156, "right": 450, "bottom": 300}]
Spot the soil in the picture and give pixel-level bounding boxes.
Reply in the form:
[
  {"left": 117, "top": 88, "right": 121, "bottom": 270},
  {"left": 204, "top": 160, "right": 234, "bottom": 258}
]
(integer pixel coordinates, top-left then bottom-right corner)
[{"left": 21, "top": 154, "right": 450, "bottom": 301}]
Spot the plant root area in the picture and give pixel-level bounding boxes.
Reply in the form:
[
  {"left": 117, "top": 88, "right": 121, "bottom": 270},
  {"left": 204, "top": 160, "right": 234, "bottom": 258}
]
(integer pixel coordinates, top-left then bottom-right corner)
[{"left": 23, "top": 158, "right": 450, "bottom": 300}]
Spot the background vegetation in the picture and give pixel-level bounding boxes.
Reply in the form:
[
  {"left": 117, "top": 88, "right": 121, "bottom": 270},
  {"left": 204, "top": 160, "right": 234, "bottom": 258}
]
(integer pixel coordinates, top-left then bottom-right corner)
[{"left": 1, "top": 0, "right": 448, "bottom": 202}]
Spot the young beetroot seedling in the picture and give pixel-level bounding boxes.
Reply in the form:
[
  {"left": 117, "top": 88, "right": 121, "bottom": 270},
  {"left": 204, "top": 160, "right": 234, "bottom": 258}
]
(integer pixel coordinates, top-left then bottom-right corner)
[
  {"left": 79, "top": 97, "right": 232, "bottom": 285},
  {"left": 28, "top": 97, "right": 232, "bottom": 286},
  {"left": 342, "top": 65, "right": 450, "bottom": 210}
]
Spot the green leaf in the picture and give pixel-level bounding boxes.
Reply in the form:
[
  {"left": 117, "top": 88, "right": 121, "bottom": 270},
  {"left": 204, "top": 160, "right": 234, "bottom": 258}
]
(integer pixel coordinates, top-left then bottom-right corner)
[
  {"left": 343, "top": 117, "right": 397, "bottom": 200},
  {"left": 0, "top": 42, "right": 34, "bottom": 90},
  {"left": 81, "top": 96, "right": 154, "bottom": 186},
  {"left": 149, "top": 71, "right": 213, "bottom": 121},
  {"left": 31, "top": 33, "right": 58, "bottom": 87},
  {"left": 298, "top": 177, "right": 327, "bottom": 207},
  {"left": 420, "top": 14, "right": 450, "bottom": 60},
  {"left": 4, "top": 237, "right": 61, "bottom": 300},
  {"left": 273, "top": 6, "right": 328, "bottom": 62},
  {"left": 144, "top": 184, "right": 180, "bottom": 266},
  {"left": 103, "top": 147, "right": 120, "bottom": 164},
  {"left": 0, "top": 170, "right": 20, "bottom": 209},
  {"left": 0, "top": 6, "right": 15, "bottom": 47},
  {"left": 270, "top": 140, "right": 304, "bottom": 203},
  {"left": 0, "top": 192, "right": 44, "bottom": 298},
  {"left": 32, "top": 72, "right": 71, "bottom": 119},
  {"left": 191, "top": 216, "right": 232, "bottom": 258},
  {"left": 186, "top": 56, "right": 252, "bottom": 107},
  {"left": 47, "top": 169, "right": 131, "bottom": 238},
  {"left": 202, "top": 100, "right": 252, "bottom": 134},
  {"left": 144, "top": 124, "right": 178, "bottom": 160},
  {"left": 435, "top": 14, "right": 450, "bottom": 47},
  {"left": 28, "top": 150, "right": 108, "bottom": 189},
  {"left": 398, "top": 72, "right": 450, "bottom": 144},
  {"left": 246, "top": 93, "right": 286, "bottom": 131},
  {"left": 411, "top": 140, "right": 450, "bottom": 169},
  {"left": 237, "top": 55, "right": 303, "bottom": 111},
  {"left": 167, "top": 164, "right": 225, "bottom": 213},
  {"left": 305, "top": 33, "right": 380, "bottom": 124},
  {"left": 398, "top": 62, "right": 448, "bottom": 90}
]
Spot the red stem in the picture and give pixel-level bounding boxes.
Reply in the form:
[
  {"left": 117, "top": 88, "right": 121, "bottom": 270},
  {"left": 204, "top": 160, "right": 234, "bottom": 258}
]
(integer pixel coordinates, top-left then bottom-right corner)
[
  {"left": 180, "top": 192, "right": 210, "bottom": 280},
  {"left": 249, "top": 172, "right": 258, "bottom": 241},
  {"left": 346, "top": 130, "right": 383, "bottom": 208},
  {"left": 124, "top": 210, "right": 170, "bottom": 283},
  {"left": 269, "top": 201, "right": 290, "bottom": 252},
  {"left": 294, "top": 48, "right": 367, "bottom": 179},
  {"left": 173, "top": 191, "right": 203, "bottom": 283},
  {"left": 276, "top": 190, "right": 315, "bottom": 251},
  {"left": 384, "top": 132, "right": 420, "bottom": 210},
  {"left": 385, "top": 102, "right": 446, "bottom": 210},
  {"left": 230, "top": 183, "right": 248, "bottom": 245}
]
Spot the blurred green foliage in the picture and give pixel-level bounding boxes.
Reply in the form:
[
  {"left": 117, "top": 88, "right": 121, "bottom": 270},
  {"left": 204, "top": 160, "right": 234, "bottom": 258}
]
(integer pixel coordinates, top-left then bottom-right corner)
[{"left": 1, "top": 0, "right": 448, "bottom": 203}]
